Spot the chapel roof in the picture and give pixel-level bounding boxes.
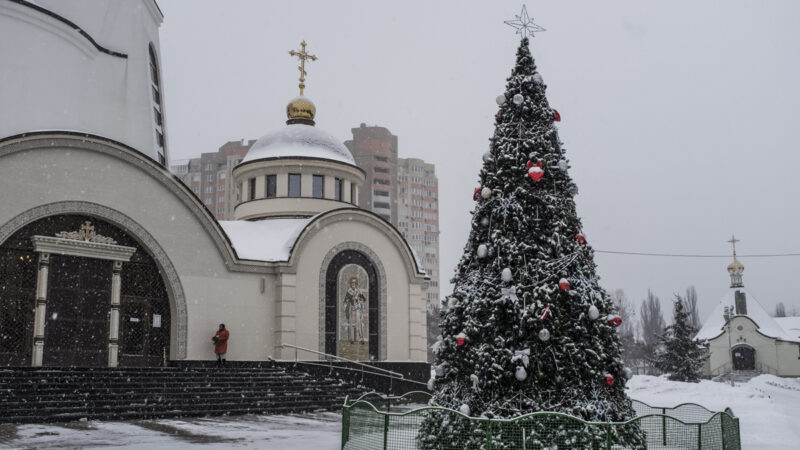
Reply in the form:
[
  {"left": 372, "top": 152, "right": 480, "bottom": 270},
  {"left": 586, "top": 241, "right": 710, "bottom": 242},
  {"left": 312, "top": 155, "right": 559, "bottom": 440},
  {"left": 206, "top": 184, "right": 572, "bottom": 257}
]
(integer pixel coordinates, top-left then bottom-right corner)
[
  {"left": 241, "top": 121, "right": 355, "bottom": 166},
  {"left": 695, "top": 287, "right": 800, "bottom": 343}
]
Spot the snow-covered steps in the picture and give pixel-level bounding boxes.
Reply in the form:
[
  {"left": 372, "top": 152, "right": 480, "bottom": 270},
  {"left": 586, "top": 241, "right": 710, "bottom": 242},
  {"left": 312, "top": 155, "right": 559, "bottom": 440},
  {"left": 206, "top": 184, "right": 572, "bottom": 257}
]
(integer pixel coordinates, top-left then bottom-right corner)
[{"left": 0, "top": 366, "right": 362, "bottom": 424}]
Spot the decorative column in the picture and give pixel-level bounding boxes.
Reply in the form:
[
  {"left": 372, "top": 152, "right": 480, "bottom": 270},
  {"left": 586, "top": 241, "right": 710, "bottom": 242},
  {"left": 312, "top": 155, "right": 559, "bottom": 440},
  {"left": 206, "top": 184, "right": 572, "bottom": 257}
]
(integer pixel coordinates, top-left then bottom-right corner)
[
  {"left": 274, "top": 273, "right": 297, "bottom": 359},
  {"left": 108, "top": 260, "right": 123, "bottom": 367},
  {"left": 31, "top": 252, "right": 50, "bottom": 367}
]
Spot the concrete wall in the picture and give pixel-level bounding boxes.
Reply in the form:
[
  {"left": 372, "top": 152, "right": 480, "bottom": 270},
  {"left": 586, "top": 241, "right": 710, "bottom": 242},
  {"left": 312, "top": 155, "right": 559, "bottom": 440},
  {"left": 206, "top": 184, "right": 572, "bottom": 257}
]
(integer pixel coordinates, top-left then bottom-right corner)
[
  {"left": 286, "top": 215, "right": 427, "bottom": 362},
  {"left": 0, "top": 136, "right": 269, "bottom": 362},
  {"left": 0, "top": 0, "right": 167, "bottom": 162},
  {"left": 705, "top": 316, "right": 800, "bottom": 377}
]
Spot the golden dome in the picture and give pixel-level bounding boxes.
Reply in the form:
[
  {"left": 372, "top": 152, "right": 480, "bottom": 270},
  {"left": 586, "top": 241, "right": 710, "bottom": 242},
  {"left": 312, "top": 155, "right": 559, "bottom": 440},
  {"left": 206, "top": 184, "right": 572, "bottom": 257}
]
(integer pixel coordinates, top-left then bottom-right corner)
[
  {"left": 286, "top": 96, "right": 316, "bottom": 121},
  {"left": 727, "top": 257, "right": 744, "bottom": 272}
]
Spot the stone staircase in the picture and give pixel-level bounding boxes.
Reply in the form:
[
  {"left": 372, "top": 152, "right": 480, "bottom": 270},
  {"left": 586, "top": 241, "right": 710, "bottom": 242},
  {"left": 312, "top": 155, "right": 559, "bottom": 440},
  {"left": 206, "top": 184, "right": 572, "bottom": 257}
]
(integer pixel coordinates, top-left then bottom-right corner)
[
  {"left": 713, "top": 370, "right": 761, "bottom": 384},
  {"left": 0, "top": 366, "right": 362, "bottom": 423}
]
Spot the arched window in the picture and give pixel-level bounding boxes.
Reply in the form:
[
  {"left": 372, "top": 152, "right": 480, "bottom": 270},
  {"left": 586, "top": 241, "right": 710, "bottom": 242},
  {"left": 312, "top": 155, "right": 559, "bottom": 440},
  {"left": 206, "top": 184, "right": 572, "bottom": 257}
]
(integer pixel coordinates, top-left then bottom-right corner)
[{"left": 149, "top": 44, "right": 166, "bottom": 166}]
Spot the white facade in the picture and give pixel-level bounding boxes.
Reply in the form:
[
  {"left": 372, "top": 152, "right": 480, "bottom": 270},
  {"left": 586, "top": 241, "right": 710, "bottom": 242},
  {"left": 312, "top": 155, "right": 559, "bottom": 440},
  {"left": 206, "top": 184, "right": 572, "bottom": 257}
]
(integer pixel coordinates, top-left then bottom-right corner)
[
  {"left": 696, "top": 259, "right": 800, "bottom": 377},
  {"left": 0, "top": 0, "right": 168, "bottom": 164},
  {"left": 0, "top": 2, "right": 428, "bottom": 367}
]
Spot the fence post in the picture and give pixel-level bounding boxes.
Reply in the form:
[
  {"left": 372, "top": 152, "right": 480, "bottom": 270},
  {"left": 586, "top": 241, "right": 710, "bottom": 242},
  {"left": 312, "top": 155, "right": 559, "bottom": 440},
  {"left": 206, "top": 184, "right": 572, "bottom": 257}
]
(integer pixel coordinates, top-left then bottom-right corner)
[
  {"left": 341, "top": 406, "right": 350, "bottom": 450},
  {"left": 662, "top": 408, "right": 667, "bottom": 446},
  {"left": 383, "top": 414, "right": 389, "bottom": 450},
  {"left": 485, "top": 420, "right": 492, "bottom": 450},
  {"left": 605, "top": 425, "right": 611, "bottom": 450},
  {"left": 697, "top": 423, "right": 702, "bottom": 450}
]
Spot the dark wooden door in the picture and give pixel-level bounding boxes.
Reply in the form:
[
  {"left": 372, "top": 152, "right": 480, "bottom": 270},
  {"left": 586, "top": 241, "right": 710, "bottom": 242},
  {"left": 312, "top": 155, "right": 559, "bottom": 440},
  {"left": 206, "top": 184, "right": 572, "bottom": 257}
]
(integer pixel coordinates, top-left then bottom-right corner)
[
  {"left": 43, "top": 255, "right": 111, "bottom": 367},
  {"left": 732, "top": 346, "right": 755, "bottom": 371}
]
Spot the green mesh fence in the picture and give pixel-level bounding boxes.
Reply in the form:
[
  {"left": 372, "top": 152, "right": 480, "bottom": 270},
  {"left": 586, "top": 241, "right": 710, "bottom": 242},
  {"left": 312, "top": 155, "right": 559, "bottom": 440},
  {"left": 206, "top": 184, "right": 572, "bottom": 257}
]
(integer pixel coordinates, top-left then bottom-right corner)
[{"left": 341, "top": 392, "right": 740, "bottom": 450}]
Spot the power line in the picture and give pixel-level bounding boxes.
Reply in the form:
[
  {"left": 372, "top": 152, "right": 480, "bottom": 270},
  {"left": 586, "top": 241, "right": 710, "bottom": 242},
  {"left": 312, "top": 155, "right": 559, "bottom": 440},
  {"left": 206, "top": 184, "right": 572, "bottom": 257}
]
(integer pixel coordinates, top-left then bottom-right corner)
[{"left": 595, "top": 250, "right": 800, "bottom": 258}]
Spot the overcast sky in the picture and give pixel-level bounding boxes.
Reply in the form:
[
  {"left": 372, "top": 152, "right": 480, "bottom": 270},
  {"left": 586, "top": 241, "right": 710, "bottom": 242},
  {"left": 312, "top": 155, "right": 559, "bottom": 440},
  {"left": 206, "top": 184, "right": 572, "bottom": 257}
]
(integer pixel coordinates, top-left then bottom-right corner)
[{"left": 158, "top": 0, "right": 800, "bottom": 328}]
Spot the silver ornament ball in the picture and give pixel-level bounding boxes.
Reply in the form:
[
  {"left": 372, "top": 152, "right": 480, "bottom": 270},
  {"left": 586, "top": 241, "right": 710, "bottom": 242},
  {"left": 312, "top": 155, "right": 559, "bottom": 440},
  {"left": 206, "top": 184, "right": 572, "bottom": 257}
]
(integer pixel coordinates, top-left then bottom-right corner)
[
  {"left": 495, "top": 95, "right": 506, "bottom": 106},
  {"left": 513, "top": 94, "right": 524, "bottom": 105}
]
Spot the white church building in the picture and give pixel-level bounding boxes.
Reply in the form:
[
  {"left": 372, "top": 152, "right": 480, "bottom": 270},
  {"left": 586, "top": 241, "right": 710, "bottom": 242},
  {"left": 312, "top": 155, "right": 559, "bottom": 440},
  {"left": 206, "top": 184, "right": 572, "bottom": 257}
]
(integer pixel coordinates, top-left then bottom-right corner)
[
  {"left": 695, "top": 248, "right": 800, "bottom": 377},
  {"left": 0, "top": 0, "right": 428, "bottom": 368}
]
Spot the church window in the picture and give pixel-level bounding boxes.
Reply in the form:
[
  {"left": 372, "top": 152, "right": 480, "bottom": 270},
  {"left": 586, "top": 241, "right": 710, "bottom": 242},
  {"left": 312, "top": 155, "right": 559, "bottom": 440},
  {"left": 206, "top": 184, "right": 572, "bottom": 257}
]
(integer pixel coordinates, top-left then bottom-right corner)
[
  {"left": 312, "top": 175, "right": 324, "bottom": 198},
  {"left": 248, "top": 178, "right": 256, "bottom": 200},
  {"left": 266, "top": 175, "right": 277, "bottom": 198},
  {"left": 148, "top": 44, "right": 166, "bottom": 167},
  {"left": 335, "top": 178, "right": 343, "bottom": 201},
  {"left": 288, "top": 174, "right": 301, "bottom": 198},
  {"left": 351, "top": 184, "right": 357, "bottom": 205}
]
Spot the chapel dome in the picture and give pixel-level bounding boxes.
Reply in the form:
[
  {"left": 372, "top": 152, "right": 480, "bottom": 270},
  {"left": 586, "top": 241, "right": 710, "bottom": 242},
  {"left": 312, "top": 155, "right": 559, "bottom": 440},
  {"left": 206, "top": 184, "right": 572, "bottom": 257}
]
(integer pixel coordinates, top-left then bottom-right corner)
[{"left": 241, "top": 122, "right": 355, "bottom": 166}]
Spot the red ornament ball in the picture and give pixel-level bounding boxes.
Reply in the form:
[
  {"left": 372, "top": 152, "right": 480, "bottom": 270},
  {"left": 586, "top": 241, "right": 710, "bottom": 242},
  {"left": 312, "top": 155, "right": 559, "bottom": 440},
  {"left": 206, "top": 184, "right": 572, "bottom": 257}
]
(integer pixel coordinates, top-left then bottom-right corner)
[
  {"left": 526, "top": 160, "right": 544, "bottom": 182},
  {"left": 558, "top": 278, "right": 570, "bottom": 291},
  {"left": 473, "top": 188, "right": 481, "bottom": 201},
  {"left": 605, "top": 374, "right": 615, "bottom": 386},
  {"left": 456, "top": 332, "right": 467, "bottom": 347},
  {"left": 607, "top": 315, "right": 622, "bottom": 327},
  {"left": 575, "top": 229, "right": 587, "bottom": 244},
  {"left": 553, "top": 110, "right": 561, "bottom": 122}
]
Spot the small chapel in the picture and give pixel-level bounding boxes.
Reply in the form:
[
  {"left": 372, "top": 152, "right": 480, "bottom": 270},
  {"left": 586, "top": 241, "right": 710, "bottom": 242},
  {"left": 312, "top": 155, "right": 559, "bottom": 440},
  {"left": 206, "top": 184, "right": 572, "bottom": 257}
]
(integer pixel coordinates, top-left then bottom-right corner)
[
  {"left": 0, "top": 0, "right": 428, "bottom": 368},
  {"left": 695, "top": 238, "right": 800, "bottom": 377}
]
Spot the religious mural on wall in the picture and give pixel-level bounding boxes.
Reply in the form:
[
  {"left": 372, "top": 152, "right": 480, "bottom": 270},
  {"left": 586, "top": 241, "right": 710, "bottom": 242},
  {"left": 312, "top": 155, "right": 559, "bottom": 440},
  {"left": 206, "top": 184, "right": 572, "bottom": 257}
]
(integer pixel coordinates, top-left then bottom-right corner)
[{"left": 337, "top": 264, "right": 369, "bottom": 361}]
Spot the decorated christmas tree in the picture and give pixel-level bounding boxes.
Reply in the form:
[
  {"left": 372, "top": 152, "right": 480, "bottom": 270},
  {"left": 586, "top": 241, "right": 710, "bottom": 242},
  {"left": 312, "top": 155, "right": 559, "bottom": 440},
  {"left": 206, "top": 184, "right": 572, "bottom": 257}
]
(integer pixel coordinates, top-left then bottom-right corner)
[
  {"left": 654, "top": 298, "right": 708, "bottom": 382},
  {"left": 420, "top": 11, "right": 643, "bottom": 449}
]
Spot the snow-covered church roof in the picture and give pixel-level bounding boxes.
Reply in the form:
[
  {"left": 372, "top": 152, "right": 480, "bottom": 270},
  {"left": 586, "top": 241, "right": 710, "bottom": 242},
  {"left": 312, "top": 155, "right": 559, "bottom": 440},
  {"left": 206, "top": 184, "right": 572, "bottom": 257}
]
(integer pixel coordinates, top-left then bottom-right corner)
[
  {"left": 219, "top": 217, "right": 315, "bottom": 261},
  {"left": 241, "top": 123, "right": 355, "bottom": 166},
  {"left": 695, "top": 287, "right": 800, "bottom": 343}
]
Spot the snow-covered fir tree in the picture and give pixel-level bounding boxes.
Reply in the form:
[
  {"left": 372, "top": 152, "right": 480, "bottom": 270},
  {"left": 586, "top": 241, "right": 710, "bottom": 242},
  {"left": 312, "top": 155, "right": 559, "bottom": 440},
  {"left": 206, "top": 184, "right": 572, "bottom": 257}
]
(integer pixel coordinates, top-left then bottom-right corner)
[
  {"left": 418, "top": 37, "right": 643, "bottom": 449},
  {"left": 653, "top": 297, "right": 708, "bottom": 382}
]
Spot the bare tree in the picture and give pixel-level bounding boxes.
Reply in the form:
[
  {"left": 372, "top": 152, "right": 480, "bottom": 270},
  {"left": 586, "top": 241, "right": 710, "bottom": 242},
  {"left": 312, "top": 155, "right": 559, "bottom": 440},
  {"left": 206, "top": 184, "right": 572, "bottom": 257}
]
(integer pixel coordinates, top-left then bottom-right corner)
[
  {"left": 610, "top": 289, "right": 638, "bottom": 363},
  {"left": 640, "top": 290, "right": 666, "bottom": 359},
  {"left": 775, "top": 302, "right": 787, "bottom": 318},
  {"left": 681, "top": 286, "right": 701, "bottom": 330},
  {"left": 788, "top": 304, "right": 800, "bottom": 317}
]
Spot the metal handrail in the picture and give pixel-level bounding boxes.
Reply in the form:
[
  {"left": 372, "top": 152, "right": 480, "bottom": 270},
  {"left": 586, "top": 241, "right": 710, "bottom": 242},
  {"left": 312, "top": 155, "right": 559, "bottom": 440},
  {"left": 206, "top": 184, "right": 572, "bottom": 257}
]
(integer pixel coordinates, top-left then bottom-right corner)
[
  {"left": 294, "top": 360, "right": 427, "bottom": 388},
  {"left": 280, "top": 343, "right": 405, "bottom": 379}
]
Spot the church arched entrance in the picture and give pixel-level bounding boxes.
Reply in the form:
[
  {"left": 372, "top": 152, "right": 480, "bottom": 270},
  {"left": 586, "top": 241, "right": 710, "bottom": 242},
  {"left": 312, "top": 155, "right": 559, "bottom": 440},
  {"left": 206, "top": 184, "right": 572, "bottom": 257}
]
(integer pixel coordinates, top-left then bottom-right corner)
[
  {"left": 324, "top": 250, "right": 379, "bottom": 361},
  {"left": 0, "top": 215, "right": 171, "bottom": 367},
  {"left": 732, "top": 345, "right": 755, "bottom": 371}
]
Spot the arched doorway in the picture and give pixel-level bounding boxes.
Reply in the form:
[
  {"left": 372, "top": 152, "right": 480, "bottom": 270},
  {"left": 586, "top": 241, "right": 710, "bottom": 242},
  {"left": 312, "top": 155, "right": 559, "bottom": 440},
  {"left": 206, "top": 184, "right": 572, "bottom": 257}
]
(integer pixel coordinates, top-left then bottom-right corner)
[
  {"left": 324, "top": 250, "right": 379, "bottom": 361},
  {"left": 0, "top": 215, "right": 171, "bottom": 367},
  {"left": 732, "top": 345, "right": 755, "bottom": 371}
]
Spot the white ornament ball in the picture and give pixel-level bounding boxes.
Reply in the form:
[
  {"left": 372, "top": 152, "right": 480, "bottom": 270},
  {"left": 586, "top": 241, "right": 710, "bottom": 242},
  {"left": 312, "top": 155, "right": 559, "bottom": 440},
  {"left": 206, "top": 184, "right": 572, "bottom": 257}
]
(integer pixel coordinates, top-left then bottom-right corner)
[
  {"left": 447, "top": 297, "right": 457, "bottom": 309},
  {"left": 539, "top": 328, "right": 550, "bottom": 342},
  {"left": 496, "top": 95, "right": 506, "bottom": 106},
  {"left": 513, "top": 94, "right": 524, "bottom": 105},
  {"left": 459, "top": 404, "right": 471, "bottom": 416},
  {"left": 532, "top": 73, "right": 544, "bottom": 84},
  {"left": 427, "top": 378, "right": 435, "bottom": 391},
  {"left": 480, "top": 187, "right": 492, "bottom": 199},
  {"left": 588, "top": 305, "right": 600, "bottom": 320},
  {"left": 501, "top": 268, "right": 512, "bottom": 282},
  {"left": 515, "top": 366, "right": 528, "bottom": 381},
  {"left": 481, "top": 217, "right": 489, "bottom": 226},
  {"left": 477, "top": 244, "right": 488, "bottom": 258},
  {"left": 558, "top": 160, "right": 568, "bottom": 172},
  {"left": 482, "top": 151, "right": 491, "bottom": 162},
  {"left": 623, "top": 367, "right": 633, "bottom": 380}
]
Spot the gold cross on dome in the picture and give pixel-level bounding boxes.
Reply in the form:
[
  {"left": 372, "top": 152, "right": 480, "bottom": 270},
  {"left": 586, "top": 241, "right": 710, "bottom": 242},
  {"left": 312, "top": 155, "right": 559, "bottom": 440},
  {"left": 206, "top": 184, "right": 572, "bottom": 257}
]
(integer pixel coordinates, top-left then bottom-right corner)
[
  {"left": 727, "top": 235, "right": 740, "bottom": 257},
  {"left": 288, "top": 40, "right": 317, "bottom": 96}
]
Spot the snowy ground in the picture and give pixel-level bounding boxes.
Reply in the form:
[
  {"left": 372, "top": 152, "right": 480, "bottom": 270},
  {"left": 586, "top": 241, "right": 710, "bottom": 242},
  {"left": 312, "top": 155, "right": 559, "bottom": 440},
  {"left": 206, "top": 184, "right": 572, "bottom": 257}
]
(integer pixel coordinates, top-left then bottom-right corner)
[
  {"left": 627, "top": 374, "right": 800, "bottom": 450},
  {"left": 1, "top": 375, "right": 798, "bottom": 449}
]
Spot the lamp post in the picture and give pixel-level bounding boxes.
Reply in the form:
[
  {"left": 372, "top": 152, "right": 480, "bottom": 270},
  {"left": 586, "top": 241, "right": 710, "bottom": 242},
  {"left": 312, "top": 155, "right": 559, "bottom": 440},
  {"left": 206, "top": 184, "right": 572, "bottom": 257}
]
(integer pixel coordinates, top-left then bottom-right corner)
[{"left": 723, "top": 306, "right": 734, "bottom": 386}]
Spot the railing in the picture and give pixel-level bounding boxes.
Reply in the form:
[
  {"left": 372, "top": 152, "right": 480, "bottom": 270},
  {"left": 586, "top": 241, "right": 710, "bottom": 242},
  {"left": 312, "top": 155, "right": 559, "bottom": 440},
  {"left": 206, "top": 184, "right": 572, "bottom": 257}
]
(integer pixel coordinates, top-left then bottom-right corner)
[
  {"left": 756, "top": 361, "right": 778, "bottom": 375},
  {"left": 280, "top": 344, "right": 428, "bottom": 392},
  {"left": 710, "top": 362, "right": 731, "bottom": 377},
  {"left": 341, "top": 392, "right": 741, "bottom": 450}
]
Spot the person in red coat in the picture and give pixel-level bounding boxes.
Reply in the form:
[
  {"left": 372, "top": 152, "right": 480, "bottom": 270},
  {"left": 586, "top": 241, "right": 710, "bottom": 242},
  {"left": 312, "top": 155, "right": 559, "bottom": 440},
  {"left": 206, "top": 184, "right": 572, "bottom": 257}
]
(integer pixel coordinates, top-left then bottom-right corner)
[{"left": 212, "top": 324, "right": 229, "bottom": 368}]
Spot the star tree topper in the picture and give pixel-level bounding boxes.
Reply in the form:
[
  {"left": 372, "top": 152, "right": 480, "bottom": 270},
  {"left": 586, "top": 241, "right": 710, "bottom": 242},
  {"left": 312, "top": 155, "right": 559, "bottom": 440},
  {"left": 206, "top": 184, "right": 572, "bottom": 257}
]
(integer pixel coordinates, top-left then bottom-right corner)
[{"left": 504, "top": 5, "right": 546, "bottom": 39}]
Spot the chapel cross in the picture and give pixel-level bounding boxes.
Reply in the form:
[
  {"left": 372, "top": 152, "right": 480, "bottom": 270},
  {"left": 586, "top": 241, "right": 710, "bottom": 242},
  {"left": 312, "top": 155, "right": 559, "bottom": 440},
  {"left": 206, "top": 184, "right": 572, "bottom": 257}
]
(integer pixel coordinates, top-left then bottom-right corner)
[
  {"left": 727, "top": 235, "right": 740, "bottom": 257},
  {"left": 288, "top": 40, "right": 317, "bottom": 96}
]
